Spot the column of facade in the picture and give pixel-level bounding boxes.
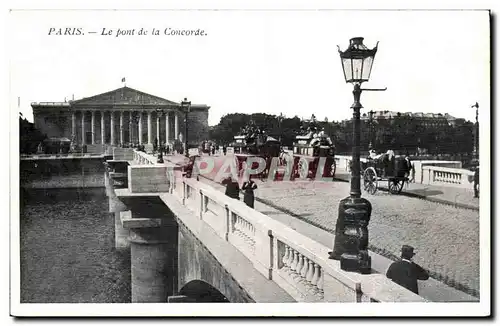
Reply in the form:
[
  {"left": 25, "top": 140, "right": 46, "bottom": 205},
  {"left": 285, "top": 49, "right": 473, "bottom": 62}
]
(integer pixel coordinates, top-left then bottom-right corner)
[
  {"left": 165, "top": 111, "right": 170, "bottom": 144},
  {"left": 110, "top": 111, "right": 115, "bottom": 145},
  {"left": 156, "top": 112, "right": 160, "bottom": 145},
  {"left": 138, "top": 111, "right": 143, "bottom": 144},
  {"left": 91, "top": 111, "right": 96, "bottom": 144},
  {"left": 147, "top": 111, "right": 152, "bottom": 144},
  {"left": 101, "top": 111, "right": 106, "bottom": 144},
  {"left": 120, "top": 111, "right": 124, "bottom": 145},
  {"left": 174, "top": 111, "right": 179, "bottom": 140},
  {"left": 81, "top": 111, "right": 86, "bottom": 145},
  {"left": 71, "top": 111, "right": 76, "bottom": 141},
  {"left": 129, "top": 111, "right": 133, "bottom": 144}
]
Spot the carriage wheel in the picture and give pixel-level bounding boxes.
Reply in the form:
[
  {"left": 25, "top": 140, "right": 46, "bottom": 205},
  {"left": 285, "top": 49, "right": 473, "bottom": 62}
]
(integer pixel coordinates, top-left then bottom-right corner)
[
  {"left": 388, "top": 178, "right": 404, "bottom": 194},
  {"left": 363, "top": 167, "right": 378, "bottom": 195},
  {"left": 298, "top": 159, "right": 309, "bottom": 179}
]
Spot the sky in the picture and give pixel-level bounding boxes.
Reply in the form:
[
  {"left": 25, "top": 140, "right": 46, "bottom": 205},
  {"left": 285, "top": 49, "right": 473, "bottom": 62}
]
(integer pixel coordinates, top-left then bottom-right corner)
[{"left": 8, "top": 9, "right": 490, "bottom": 126}]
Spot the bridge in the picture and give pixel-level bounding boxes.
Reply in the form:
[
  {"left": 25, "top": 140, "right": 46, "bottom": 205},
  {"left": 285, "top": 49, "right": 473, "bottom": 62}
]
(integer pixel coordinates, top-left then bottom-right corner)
[{"left": 100, "top": 147, "right": 479, "bottom": 303}]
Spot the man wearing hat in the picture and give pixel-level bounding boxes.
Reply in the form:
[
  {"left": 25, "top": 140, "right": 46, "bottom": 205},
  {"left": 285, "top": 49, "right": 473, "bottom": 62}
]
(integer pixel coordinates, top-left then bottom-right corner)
[{"left": 386, "top": 245, "right": 429, "bottom": 295}]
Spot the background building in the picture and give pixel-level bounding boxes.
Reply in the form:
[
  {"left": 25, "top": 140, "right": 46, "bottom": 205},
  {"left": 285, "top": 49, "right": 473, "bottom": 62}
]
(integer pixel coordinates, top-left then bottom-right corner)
[
  {"left": 31, "top": 86, "right": 210, "bottom": 149},
  {"left": 360, "top": 110, "right": 465, "bottom": 127}
]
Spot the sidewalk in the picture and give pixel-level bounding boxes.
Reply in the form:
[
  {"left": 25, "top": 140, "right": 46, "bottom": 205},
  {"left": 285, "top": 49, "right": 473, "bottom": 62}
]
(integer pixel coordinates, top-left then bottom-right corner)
[
  {"left": 334, "top": 168, "right": 479, "bottom": 210},
  {"left": 165, "top": 154, "right": 479, "bottom": 210}
]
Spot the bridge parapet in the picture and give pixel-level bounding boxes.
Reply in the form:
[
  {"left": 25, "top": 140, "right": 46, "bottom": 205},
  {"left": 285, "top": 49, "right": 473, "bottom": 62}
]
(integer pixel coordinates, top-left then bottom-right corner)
[
  {"left": 113, "top": 147, "right": 135, "bottom": 161},
  {"left": 175, "top": 176, "right": 426, "bottom": 303},
  {"left": 422, "top": 166, "right": 474, "bottom": 189}
]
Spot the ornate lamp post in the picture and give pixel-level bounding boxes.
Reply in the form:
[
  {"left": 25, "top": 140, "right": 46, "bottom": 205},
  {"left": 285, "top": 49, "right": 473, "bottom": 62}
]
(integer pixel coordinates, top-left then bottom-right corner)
[
  {"left": 471, "top": 102, "right": 479, "bottom": 160},
  {"left": 329, "top": 37, "right": 385, "bottom": 274},
  {"left": 181, "top": 98, "right": 191, "bottom": 158},
  {"left": 278, "top": 112, "right": 284, "bottom": 143},
  {"left": 368, "top": 110, "right": 375, "bottom": 149},
  {"left": 155, "top": 108, "right": 164, "bottom": 163}
]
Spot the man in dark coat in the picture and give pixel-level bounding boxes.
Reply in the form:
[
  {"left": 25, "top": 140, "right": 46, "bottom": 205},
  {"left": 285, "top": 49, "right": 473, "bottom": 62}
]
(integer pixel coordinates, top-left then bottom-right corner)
[
  {"left": 242, "top": 177, "right": 257, "bottom": 208},
  {"left": 474, "top": 166, "right": 479, "bottom": 198},
  {"left": 222, "top": 176, "right": 240, "bottom": 200},
  {"left": 386, "top": 245, "right": 429, "bottom": 295}
]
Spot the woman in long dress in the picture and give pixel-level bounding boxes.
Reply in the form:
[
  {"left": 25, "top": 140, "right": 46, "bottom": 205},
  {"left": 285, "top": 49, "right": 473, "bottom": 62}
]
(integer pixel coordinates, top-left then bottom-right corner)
[{"left": 242, "top": 177, "right": 257, "bottom": 208}]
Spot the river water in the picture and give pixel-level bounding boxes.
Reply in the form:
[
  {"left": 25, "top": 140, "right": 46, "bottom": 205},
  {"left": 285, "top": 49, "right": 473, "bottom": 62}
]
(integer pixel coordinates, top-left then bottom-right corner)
[{"left": 20, "top": 186, "right": 131, "bottom": 303}]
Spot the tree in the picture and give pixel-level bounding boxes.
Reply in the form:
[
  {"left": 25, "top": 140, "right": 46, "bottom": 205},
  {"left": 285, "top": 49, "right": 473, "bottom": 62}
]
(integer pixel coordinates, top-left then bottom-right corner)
[{"left": 19, "top": 113, "right": 46, "bottom": 154}]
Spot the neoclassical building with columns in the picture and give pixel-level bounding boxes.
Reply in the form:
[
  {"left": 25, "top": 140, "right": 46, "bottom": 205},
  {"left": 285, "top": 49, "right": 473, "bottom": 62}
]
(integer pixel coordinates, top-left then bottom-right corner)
[{"left": 31, "top": 86, "right": 210, "bottom": 148}]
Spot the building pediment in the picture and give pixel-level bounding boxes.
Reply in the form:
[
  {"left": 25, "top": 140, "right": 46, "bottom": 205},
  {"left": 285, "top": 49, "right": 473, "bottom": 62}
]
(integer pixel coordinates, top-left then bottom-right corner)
[{"left": 70, "top": 86, "right": 179, "bottom": 107}]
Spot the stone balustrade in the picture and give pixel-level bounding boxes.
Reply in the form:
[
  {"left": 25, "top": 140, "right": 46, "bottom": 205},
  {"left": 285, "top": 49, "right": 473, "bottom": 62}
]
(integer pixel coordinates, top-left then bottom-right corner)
[
  {"left": 171, "top": 175, "right": 425, "bottom": 303},
  {"left": 413, "top": 160, "right": 462, "bottom": 183},
  {"left": 113, "top": 147, "right": 135, "bottom": 161},
  {"left": 132, "top": 150, "right": 158, "bottom": 165},
  {"left": 20, "top": 153, "right": 104, "bottom": 160},
  {"left": 422, "top": 166, "right": 475, "bottom": 189},
  {"left": 335, "top": 155, "right": 353, "bottom": 171}
]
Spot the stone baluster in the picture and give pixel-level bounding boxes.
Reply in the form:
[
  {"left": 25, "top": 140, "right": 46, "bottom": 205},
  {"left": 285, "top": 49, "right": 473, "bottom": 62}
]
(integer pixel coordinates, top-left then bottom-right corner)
[
  {"left": 234, "top": 216, "right": 241, "bottom": 235},
  {"left": 290, "top": 250, "right": 299, "bottom": 273},
  {"left": 294, "top": 254, "right": 305, "bottom": 281},
  {"left": 300, "top": 256, "right": 309, "bottom": 278},
  {"left": 286, "top": 246, "right": 294, "bottom": 267},
  {"left": 310, "top": 263, "right": 320, "bottom": 287},
  {"left": 282, "top": 245, "right": 290, "bottom": 270},
  {"left": 305, "top": 259, "right": 315, "bottom": 283},
  {"left": 317, "top": 270, "right": 324, "bottom": 294}
]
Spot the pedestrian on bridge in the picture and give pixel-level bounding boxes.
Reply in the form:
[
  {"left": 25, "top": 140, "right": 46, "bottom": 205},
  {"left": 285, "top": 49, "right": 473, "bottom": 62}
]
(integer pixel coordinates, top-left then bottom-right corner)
[
  {"left": 386, "top": 245, "right": 429, "bottom": 295},
  {"left": 474, "top": 166, "right": 479, "bottom": 198},
  {"left": 222, "top": 176, "right": 240, "bottom": 200},
  {"left": 242, "top": 176, "right": 257, "bottom": 208}
]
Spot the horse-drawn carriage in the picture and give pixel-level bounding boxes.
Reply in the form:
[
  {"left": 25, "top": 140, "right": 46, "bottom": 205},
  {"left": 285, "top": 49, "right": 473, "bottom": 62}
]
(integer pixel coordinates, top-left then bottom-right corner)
[
  {"left": 290, "top": 127, "right": 336, "bottom": 179},
  {"left": 361, "top": 150, "right": 412, "bottom": 194},
  {"left": 231, "top": 124, "right": 281, "bottom": 179},
  {"left": 200, "top": 140, "right": 215, "bottom": 154}
]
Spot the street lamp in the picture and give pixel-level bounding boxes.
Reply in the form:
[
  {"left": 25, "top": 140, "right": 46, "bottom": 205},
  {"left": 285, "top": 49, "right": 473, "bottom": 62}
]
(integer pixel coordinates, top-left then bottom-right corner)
[
  {"left": 368, "top": 110, "right": 375, "bottom": 150},
  {"left": 278, "top": 112, "right": 284, "bottom": 143},
  {"left": 181, "top": 98, "right": 191, "bottom": 158},
  {"left": 329, "top": 37, "right": 385, "bottom": 274},
  {"left": 155, "top": 108, "right": 164, "bottom": 163},
  {"left": 471, "top": 102, "right": 479, "bottom": 160}
]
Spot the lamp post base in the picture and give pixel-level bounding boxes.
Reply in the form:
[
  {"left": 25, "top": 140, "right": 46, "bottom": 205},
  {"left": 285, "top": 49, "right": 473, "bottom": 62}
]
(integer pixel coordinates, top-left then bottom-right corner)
[
  {"left": 329, "top": 195, "right": 372, "bottom": 274},
  {"left": 157, "top": 150, "right": 164, "bottom": 164}
]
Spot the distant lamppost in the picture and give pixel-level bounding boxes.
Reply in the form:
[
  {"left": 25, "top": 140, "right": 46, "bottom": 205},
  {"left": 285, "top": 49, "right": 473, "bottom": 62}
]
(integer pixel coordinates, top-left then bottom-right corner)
[
  {"left": 181, "top": 98, "right": 191, "bottom": 158},
  {"left": 156, "top": 108, "right": 164, "bottom": 163},
  {"left": 278, "top": 112, "right": 284, "bottom": 143},
  {"left": 330, "top": 37, "right": 385, "bottom": 274},
  {"left": 368, "top": 110, "right": 375, "bottom": 149},
  {"left": 471, "top": 102, "right": 479, "bottom": 160}
]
